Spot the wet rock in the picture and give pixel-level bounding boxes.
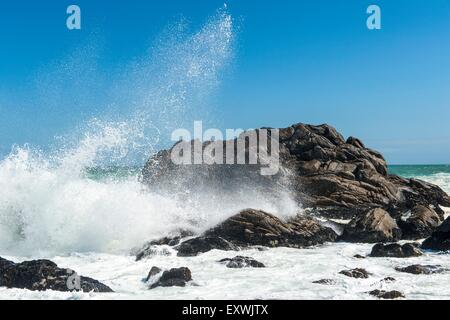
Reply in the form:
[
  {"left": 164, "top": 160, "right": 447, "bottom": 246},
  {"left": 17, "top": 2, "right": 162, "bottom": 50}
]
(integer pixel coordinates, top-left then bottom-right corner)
[
  {"left": 145, "top": 266, "right": 162, "bottom": 282},
  {"left": 395, "top": 264, "right": 446, "bottom": 275},
  {"left": 369, "top": 290, "right": 404, "bottom": 299},
  {"left": 175, "top": 236, "right": 239, "bottom": 257},
  {"left": 398, "top": 205, "right": 442, "bottom": 240},
  {"left": 218, "top": 256, "right": 265, "bottom": 268},
  {"left": 175, "top": 209, "right": 338, "bottom": 256},
  {"left": 339, "top": 268, "right": 371, "bottom": 278},
  {"left": 150, "top": 267, "right": 192, "bottom": 289},
  {"left": 341, "top": 208, "right": 402, "bottom": 243},
  {"left": 0, "top": 257, "right": 113, "bottom": 292},
  {"left": 353, "top": 254, "right": 366, "bottom": 259},
  {"left": 370, "top": 243, "right": 423, "bottom": 258},
  {"left": 142, "top": 123, "right": 450, "bottom": 220},
  {"left": 381, "top": 277, "right": 396, "bottom": 282},
  {"left": 312, "top": 279, "right": 337, "bottom": 285},
  {"left": 135, "top": 230, "right": 195, "bottom": 261},
  {"left": 421, "top": 217, "right": 450, "bottom": 252}
]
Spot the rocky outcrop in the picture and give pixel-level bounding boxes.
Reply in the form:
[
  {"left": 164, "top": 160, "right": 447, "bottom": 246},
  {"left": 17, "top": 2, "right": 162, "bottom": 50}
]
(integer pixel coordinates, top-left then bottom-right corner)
[
  {"left": 219, "top": 256, "right": 265, "bottom": 268},
  {"left": 340, "top": 208, "right": 402, "bottom": 243},
  {"left": 398, "top": 205, "right": 442, "bottom": 240},
  {"left": 421, "top": 217, "right": 450, "bottom": 252},
  {"left": 370, "top": 243, "right": 422, "bottom": 258},
  {"left": 0, "top": 257, "right": 113, "bottom": 292},
  {"left": 142, "top": 123, "right": 450, "bottom": 220},
  {"left": 395, "top": 264, "right": 446, "bottom": 275},
  {"left": 339, "top": 268, "right": 371, "bottom": 278},
  {"left": 176, "top": 209, "right": 337, "bottom": 256},
  {"left": 369, "top": 290, "right": 404, "bottom": 299},
  {"left": 150, "top": 267, "right": 192, "bottom": 289}
]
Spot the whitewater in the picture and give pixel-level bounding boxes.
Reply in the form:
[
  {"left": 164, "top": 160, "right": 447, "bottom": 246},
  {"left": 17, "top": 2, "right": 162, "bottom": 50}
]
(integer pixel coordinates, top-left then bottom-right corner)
[{"left": 0, "top": 8, "right": 449, "bottom": 299}]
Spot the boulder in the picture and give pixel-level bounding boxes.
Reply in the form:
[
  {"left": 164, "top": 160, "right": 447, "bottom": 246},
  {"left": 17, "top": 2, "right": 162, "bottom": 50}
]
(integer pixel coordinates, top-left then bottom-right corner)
[
  {"left": 218, "top": 256, "right": 265, "bottom": 268},
  {"left": 398, "top": 205, "right": 442, "bottom": 240},
  {"left": 395, "top": 264, "right": 446, "bottom": 275},
  {"left": 150, "top": 267, "right": 192, "bottom": 289},
  {"left": 370, "top": 243, "right": 423, "bottom": 258},
  {"left": 175, "top": 209, "right": 337, "bottom": 256},
  {"left": 339, "top": 268, "right": 371, "bottom": 278},
  {"left": 421, "top": 217, "right": 450, "bottom": 251},
  {"left": 0, "top": 257, "right": 113, "bottom": 292},
  {"left": 369, "top": 290, "right": 404, "bottom": 299},
  {"left": 340, "top": 208, "right": 402, "bottom": 243},
  {"left": 142, "top": 123, "right": 450, "bottom": 220}
]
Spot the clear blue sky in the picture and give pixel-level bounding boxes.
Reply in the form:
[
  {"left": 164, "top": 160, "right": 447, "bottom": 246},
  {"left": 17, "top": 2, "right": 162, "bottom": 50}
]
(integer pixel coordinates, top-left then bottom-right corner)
[{"left": 0, "top": 0, "right": 449, "bottom": 164}]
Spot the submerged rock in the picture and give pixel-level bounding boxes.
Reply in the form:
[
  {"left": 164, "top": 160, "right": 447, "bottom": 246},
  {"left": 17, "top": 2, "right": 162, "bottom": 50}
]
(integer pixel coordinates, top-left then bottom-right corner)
[
  {"left": 175, "top": 209, "right": 337, "bottom": 256},
  {"left": 219, "top": 256, "right": 265, "bottom": 268},
  {"left": 340, "top": 208, "right": 402, "bottom": 243},
  {"left": 369, "top": 289, "right": 404, "bottom": 299},
  {"left": 339, "top": 268, "right": 371, "bottom": 279},
  {"left": 145, "top": 266, "right": 162, "bottom": 282},
  {"left": 421, "top": 217, "right": 450, "bottom": 252},
  {"left": 142, "top": 123, "right": 450, "bottom": 220},
  {"left": 135, "top": 230, "right": 194, "bottom": 261},
  {"left": 398, "top": 205, "right": 442, "bottom": 240},
  {"left": 370, "top": 243, "right": 423, "bottom": 258},
  {"left": 312, "top": 279, "right": 337, "bottom": 285},
  {"left": 0, "top": 257, "right": 113, "bottom": 292},
  {"left": 150, "top": 267, "right": 192, "bottom": 289},
  {"left": 395, "top": 264, "right": 446, "bottom": 275}
]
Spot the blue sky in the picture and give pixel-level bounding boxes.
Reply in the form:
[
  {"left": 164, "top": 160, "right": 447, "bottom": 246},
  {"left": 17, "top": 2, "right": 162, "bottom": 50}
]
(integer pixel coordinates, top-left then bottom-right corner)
[{"left": 0, "top": 0, "right": 449, "bottom": 164}]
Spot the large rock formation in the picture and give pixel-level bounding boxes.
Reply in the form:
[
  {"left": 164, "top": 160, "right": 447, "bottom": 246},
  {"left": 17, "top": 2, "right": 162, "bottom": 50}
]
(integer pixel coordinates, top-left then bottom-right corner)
[
  {"left": 175, "top": 209, "right": 337, "bottom": 256},
  {"left": 0, "top": 257, "right": 113, "bottom": 292},
  {"left": 142, "top": 123, "right": 450, "bottom": 221}
]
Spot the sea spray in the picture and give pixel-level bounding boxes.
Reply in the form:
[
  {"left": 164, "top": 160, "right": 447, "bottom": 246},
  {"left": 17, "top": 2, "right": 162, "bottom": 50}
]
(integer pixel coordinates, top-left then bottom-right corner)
[{"left": 0, "top": 8, "right": 299, "bottom": 256}]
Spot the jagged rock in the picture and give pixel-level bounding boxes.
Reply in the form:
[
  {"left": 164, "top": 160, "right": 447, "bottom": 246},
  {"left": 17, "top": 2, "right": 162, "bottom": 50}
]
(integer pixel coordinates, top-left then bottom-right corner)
[
  {"left": 142, "top": 123, "right": 450, "bottom": 219},
  {"left": 150, "top": 267, "right": 192, "bottom": 289},
  {"left": 219, "top": 256, "right": 265, "bottom": 268},
  {"left": 369, "top": 290, "right": 404, "bottom": 299},
  {"left": 421, "top": 217, "right": 450, "bottom": 252},
  {"left": 395, "top": 264, "right": 446, "bottom": 275},
  {"left": 340, "top": 208, "right": 402, "bottom": 243},
  {"left": 176, "top": 236, "right": 239, "bottom": 257},
  {"left": 339, "top": 268, "right": 371, "bottom": 278},
  {"left": 370, "top": 243, "right": 423, "bottom": 258},
  {"left": 145, "top": 266, "right": 162, "bottom": 282},
  {"left": 312, "top": 279, "right": 337, "bottom": 285},
  {"left": 398, "top": 205, "right": 442, "bottom": 240},
  {"left": 175, "top": 209, "right": 337, "bottom": 256},
  {"left": 0, "top": 257, "right": 113, "bottom": 292}
]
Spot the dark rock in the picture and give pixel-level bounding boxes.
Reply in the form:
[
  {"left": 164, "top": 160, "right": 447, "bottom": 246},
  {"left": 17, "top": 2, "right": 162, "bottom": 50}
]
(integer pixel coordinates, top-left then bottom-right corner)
[
  {"left": 369, "top": 290, "right": 404, "bottom": 299},
  {"left": 339, "top": 268, "right": 371, "bottom": 278},
  {"left": 175, "top": 209, "right": 338, "bottom": 256},
  {"left": 0, "top": 257, "right": 113, "bottom": 292},
  {"left": 381, "top": 277, "right": 396, "bottom": 282},
  {"left": 142, "top": 123, "right": 450, "bottom": 220},
  {"left": 218, "top": 256, "right": 265, "bottom": 268},
  {"left": 312, "top": 279, "right": 337, "bottom": 285},
  {"left": 150, "top": 267, "right": 192, "bottom": 289},
  {"left": 135, "top": 230, "right": 195, "bottom": 261},
  {"left": 398, "top": 205, "right": 442, "bottom": 240},
  {"left": 341, "top": 208, "right": 402, "bottom": 243},
  {"left": 395, "top": 264, "right": 446, "bottom": 275},
  {"left": 145, "top": 266, "right": 162, "bottom": 282},
  {"left": 370, "top": 243, "right": 423, "bottom": 258},
  {"left": 421, "top": 217, "right": 450, "bottom": 252},
  {"left": 175, "top": 236, "right": 239, "bottom": 257},
  {"left": 353, "top": 254, "right": 366, "bottom": 259}
]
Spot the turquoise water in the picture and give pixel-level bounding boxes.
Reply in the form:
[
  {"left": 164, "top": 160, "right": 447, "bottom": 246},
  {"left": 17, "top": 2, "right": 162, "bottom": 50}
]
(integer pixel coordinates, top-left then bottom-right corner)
[{"left": 388, "top": 165, "right": 450, "bottom": 178}]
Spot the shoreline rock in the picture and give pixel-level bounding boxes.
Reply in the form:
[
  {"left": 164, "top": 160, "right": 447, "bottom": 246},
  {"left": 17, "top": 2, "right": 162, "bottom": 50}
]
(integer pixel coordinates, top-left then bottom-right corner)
[
  {"left": 150, "top": 267, "right": 192, "bottom": 289},
  {"left": 421, "top": 217, "right": 450, "bottom": 252},
  {"left": 370, "top": 243, "right": 423, "bottom": 258},
  {"left": 0, "top": 257, "right": 113, "bottom": 293},
  {"left": 218, "top": 256, "right": 265, "bottom": 268}
]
